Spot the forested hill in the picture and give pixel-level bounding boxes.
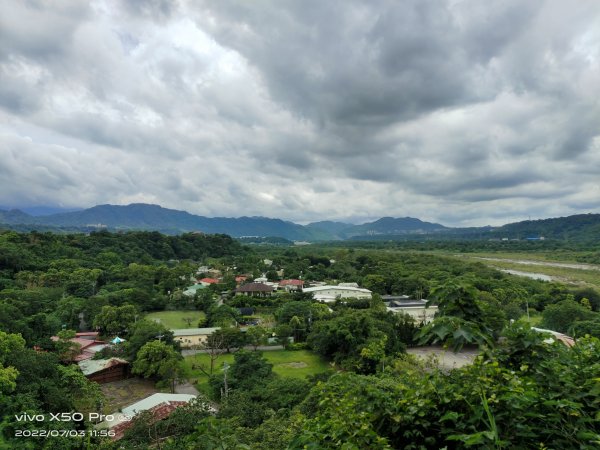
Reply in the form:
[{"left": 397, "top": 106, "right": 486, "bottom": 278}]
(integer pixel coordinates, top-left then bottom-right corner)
[
  {"left": 492, "top": 213, "right": 600, "bottom": 241},
  {"left": 0, "top": 204, "right": 331, "bottom": 241},
  {"left": 0, "top": 230, "right": 245, "bottom": 272},
  {"left": 0, "top": 204, "right": 445, "bottom": 240},
  {"left": 1, "top": 203, "right": 600, "bottom": 242},
  {"left": 344, "top": 216, "right": 447, "bottom": 237}
]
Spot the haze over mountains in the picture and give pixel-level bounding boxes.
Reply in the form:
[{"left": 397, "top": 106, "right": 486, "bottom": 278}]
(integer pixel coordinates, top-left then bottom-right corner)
[{"left": 1, "top": 203, "right": 599, "bottom": 242}]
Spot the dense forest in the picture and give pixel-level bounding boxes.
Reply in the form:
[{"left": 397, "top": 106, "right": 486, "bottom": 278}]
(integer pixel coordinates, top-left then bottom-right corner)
[{"left": 1, "top": 230, "right": 599, "bottom": 448}]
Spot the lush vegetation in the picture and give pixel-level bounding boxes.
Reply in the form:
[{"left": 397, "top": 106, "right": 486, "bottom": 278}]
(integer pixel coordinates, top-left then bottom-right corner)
[{"left": 0, "top": 229, "right": 599, "bottom": 448}]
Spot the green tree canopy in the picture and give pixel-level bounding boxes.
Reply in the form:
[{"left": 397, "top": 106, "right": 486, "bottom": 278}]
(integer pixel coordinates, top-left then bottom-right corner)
[{"left": 132, "top": 340, "right": 183, "bottom": 392}]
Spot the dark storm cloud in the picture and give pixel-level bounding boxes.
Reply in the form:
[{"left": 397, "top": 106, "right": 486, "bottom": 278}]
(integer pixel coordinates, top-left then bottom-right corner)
[
  {"left": 195, "top": 0, "right": 485, "bottom": 127},
  {"left": 0, "top": 0, "right": 599, "bottom": 225}
]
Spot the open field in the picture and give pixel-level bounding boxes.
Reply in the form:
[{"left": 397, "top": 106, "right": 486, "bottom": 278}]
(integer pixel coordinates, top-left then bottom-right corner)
[
  {"left": 184, "top": 349, "right": 330, "bottom": 395},
  {"left": 144, "top": 310, "right": 206, "bottom": 329}
]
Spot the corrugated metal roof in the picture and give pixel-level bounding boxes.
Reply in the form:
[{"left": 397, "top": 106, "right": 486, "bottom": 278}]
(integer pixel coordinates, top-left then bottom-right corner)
[
  {"left": 78, "top": 358, "right": 128, "bottom": 376},
  {"left": 172, "top": 327, "right": 220, "bottom": 336},
  {"left": 303, "top": 285, "right": 371, "bottom": 294},
  {"left": 122, "top": 393, "right": 196, "bottom": 416},
  {"left": 236, "top": 282, "right": 275, "bottom": 292}
]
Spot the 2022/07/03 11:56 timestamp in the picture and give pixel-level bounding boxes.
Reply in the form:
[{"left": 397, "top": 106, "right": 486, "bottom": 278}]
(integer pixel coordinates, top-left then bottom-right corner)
[{"left": 14, "top": 429, "right": 116, "bottom": 438}]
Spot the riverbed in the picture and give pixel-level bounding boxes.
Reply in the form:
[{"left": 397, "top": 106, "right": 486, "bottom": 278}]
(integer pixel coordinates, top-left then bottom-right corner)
[{"left": 499, "top": 269, "right": 554, "bottom": 281}]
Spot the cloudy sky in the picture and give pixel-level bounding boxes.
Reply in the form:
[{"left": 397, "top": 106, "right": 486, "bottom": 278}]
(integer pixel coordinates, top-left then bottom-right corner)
[{"left": 1, "top": 0, "right": 599, "bottom": 226}]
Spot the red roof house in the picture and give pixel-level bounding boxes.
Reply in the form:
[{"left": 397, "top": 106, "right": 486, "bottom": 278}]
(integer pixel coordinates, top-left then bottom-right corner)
[
  {"left": 51, "top": 336, "right": 108, "bottom": 362},
  {"left": 279, "top": 279, "right": 304, "bottom": 291}
]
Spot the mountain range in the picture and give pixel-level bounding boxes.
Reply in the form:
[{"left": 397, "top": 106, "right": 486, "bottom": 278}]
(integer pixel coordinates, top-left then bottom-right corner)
[{"left": 1, "top": 203, "right": 599, "bottom": 242}]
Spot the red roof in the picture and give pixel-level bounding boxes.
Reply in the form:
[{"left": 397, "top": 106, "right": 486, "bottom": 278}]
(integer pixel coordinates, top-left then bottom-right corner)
[
  {"left": 199, "top": 277, "right": 219, "bottom": 284},
  {"left": 235, "top": 276, "right": 248, "bottom": 282},
  {"left": 50, "top": 336, "right": 107, "bottom": 362},
  {"left": 75, "top": 331, "right": 99, "bottom": 339},
  {"left": 111, "top": 401, "right": 188, "bottom": 440},
  {"left": 280, "top": 279, "right": 304, "bottom": 286},
  {"left": 51, "top": 337, "right": 104, "bottom": 349}
]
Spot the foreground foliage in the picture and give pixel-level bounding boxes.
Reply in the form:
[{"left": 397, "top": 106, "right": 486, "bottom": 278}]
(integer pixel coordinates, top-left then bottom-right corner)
[{"left": 293, "top": 327, "right": 600, "bottom": 449}]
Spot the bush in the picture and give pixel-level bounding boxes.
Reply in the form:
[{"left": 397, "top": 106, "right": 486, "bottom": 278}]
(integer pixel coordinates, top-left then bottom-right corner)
[
  {"left": 286, "top": 342, "right": 308, "bottom": 351},
  {"left": 541, "top": 299, "right": 594, "bottom": 333}
]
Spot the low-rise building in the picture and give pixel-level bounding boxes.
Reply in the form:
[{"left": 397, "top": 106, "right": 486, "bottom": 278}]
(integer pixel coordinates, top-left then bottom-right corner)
[
  {"left": 303, "top": 284, "right": 372, "bottom": 302},
  {"left": 198, "top": 277, "right": 220, "bottom": 286},
  {"left": 183, "top": 283, "right": 208, "bottom": 297},
  {"left": 172, "top": 327, "right": 220, "bottom": 348},
  {"left": 384, "top": 297, "right": 437, "bottom": 324},
  {"left": 235, "top": 282, "right": 275, "bottom": 297},
  {"left": 279, "top": 279, "right": 304, "bottom": 292},
  {"left": 50, "top": 335, "right": 108, "bottom": 362},
  {"left": 103, "top": 393, "right": 199, "bottom": 440},
  {"left": 78, "top": 358, "right": 129, "bottom": 384}
]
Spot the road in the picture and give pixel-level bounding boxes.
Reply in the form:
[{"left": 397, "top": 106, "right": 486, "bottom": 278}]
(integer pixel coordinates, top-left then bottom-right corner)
[{"left": 182, "top": 345, "right": 284, "bottom": 356}]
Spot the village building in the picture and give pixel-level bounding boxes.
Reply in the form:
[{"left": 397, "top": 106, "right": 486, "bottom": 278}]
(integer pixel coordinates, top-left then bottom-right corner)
[
  {"left": 383, "top": 296, "right": 438, "bottom": 324},
  {"left": 78, "top": 358, "right": 129, "bottom": 384},
  {"left": 235, "top": 282, "right": 275, "bottom": 297},
  {"left": 182, "top": 283, "right": 208, "bottom": 297},
  {"left": 196, "top": 265, "right": 209, "bottom": 274},
  {"left": 172, "top": 327, "right": 220, "bottom": 348},
  {"left": 50, "top": 335, "right": 109, "bottom": 362},
  {"left": 101, "top": 393, "right": 199, "bottom": 440},
  {"left": 197, "top": 277, "right": 220, "bottom": 286},
  {"left": 278, "top": 279, "right": 304, "bottom": 292},
  {"left": 303, "top": 284, "right": 372, "bottom": 303},
  {"left": 235, "top": 275, "right": 248, "bottom": 285}
]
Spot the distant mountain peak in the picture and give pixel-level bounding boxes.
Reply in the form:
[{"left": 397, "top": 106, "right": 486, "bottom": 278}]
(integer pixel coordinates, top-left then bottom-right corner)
[{"left": 3, "top": 202, "right": 596, "bottom": 243}]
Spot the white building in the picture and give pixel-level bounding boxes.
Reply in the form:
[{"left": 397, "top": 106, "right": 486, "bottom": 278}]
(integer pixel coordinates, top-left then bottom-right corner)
[
  {"left": 384, "top": 298, "right": 437, "bottom": 324},
  {"left": 303, "top": 284, "right": 372, "bottom": 303}
]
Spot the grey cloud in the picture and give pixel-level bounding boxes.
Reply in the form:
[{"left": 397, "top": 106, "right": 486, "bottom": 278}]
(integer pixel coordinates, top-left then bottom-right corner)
[
  {"left": 124, "top": 0, "right": 179, "bottom": 21},
  {"left": 194, "top": 0, "right": 485, "bottom": 127},
  {"left": 0, "top": 0, "right": 599, "bottom": 226},
  {"left": 0, "top": 64, "right": 43, "bottom": 114},
  {"left": 0, "top": 1, "right": 89, "bottom": 61}
]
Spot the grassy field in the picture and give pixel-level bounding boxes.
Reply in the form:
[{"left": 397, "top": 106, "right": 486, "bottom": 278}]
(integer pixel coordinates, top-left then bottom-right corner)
[
  {"left": 144, "top": 310, "right": 206, "bottom": 329},
  {"left": 184, "top": 349, "right": 330, "bottom": 395}
]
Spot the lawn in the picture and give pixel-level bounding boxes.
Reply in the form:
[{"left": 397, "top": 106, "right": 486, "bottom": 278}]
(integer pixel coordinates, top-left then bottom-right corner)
[
  {"left": 184, "top": 349, "right": 330, "bottom": 395},
  {"left": 144, "top": 310, "right": 206, "bottom": 329}
]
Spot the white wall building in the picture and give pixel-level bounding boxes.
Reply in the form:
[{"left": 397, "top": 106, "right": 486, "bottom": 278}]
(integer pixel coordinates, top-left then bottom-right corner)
[
  {"left": 384, "top": 298, "right": 437, "bottom": 324},
  {"left": 303, "top": 284, "right": 372, "bottom": 302}
]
